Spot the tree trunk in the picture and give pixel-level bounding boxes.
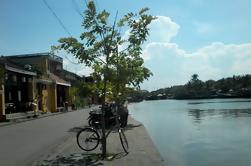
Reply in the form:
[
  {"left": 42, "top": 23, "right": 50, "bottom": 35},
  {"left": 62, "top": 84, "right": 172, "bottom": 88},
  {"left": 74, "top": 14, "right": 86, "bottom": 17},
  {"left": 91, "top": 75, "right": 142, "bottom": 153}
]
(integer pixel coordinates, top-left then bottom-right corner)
[{"left": 101, "top": 79, "right": 107, "bottom": 159}]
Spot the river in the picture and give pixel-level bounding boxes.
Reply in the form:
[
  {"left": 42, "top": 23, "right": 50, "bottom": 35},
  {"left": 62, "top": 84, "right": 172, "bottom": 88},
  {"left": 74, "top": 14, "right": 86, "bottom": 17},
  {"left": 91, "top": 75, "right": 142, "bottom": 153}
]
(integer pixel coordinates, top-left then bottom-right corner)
[{"left": 129, "top": 98, "right": 251, "bottom": 166}]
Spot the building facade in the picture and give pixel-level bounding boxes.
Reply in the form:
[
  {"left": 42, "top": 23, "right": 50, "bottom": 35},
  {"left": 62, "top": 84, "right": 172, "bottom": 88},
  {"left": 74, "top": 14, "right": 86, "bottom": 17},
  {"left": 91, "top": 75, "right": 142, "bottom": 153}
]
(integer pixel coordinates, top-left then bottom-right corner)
[{"left": 0, "top": 53, "right": 71, "bottom": 121}]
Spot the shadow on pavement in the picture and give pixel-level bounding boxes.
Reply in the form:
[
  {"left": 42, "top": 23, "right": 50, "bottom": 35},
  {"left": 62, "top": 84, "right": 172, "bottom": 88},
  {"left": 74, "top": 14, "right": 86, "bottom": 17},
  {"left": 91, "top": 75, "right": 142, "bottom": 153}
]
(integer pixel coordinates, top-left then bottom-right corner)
[
  {"left": 111, "top": 152, "right": 128, "bottom": 159},
  {"left": 68, "top": 126, "right": 84, "bottom": 133},
  {"left": 38, "top": 153, "right": 102, "bottom": 166},
  {"left": 68, "top": 123, "right": 142, "bottom": 133},
  {"left": 124, "top": 123, "right": 142, "bottom": 131},
  {"left": 38, "top": 152, "right": 128, "bottom": 166}
]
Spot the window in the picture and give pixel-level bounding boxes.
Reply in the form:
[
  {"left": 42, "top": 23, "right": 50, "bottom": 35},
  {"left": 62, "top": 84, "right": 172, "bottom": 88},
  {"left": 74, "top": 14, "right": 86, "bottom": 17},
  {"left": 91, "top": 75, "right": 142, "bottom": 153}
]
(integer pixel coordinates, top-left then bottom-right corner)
[
  {"left": 22, "top": 77, "right": 26, "bottom": 82},
  {"left": 28, "top": 78, "right": 32, "bottom": 83},
  {"left": 56, "top": 65, "right": 62, "bottom": 70},
  {"left": 18, "top": 91, "right": 21, "bottom": 101},
  {"left": 8, "top": 92, "right": 12, "bottom": 101},
  {"left": 12, "top": 75, "right": 17, "bottom": 82}
]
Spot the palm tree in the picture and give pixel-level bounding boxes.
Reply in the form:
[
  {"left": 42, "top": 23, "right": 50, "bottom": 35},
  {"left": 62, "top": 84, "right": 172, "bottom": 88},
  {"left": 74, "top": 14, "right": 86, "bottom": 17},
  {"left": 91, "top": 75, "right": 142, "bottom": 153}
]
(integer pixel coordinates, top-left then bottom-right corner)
[{"left": 191, "top": 74, "right": 199, "bottom": 83}]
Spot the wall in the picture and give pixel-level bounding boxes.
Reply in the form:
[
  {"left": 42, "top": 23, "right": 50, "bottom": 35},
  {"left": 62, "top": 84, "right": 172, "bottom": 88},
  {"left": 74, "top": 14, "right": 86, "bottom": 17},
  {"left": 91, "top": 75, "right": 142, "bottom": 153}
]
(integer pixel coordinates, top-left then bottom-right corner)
[
  {"left": 9, "top": 56, "right": 48, "bottom": 74},
  {"left": 48, "top": 84, "right": 57, "bottom": 112},
  {"left": 0, "top": 85, "right": 5, "bottom": 121}
]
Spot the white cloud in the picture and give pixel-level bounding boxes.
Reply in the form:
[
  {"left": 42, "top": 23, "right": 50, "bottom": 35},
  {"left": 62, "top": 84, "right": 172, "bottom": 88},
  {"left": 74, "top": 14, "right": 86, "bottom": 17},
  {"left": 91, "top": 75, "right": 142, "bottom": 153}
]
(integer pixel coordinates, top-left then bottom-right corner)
[
  {"left": 119, "top": 16, "right": 180, "bottom": 52},
  {"left": 147, "top": 16, "right": 180, "bottom": 43},
  {"left": 65, "top": 63, "right": 93, "bottom": 77},
  {"left": 63, "top": 57, "right": 93, "bottom": 77},
  {"left": 63, "top": 58, "right": 70, "bottom": 66},
  {"left": 143, "top": 41, "right": 251, "bottom": 89},
  {"left": 76, "top": 66, "right": 93, "bottom": 76},
  {"left": 60, "top": 15, "right": 251, "bottom": 90},
  {"left": 142, "top": 42, "right": 185, "bottom": 60},
  {"left": 232, "top": 60, "right": 251, "bottom": 75},
  {"left": 140, "top": 16, "right": 251, "bottom": 90}
]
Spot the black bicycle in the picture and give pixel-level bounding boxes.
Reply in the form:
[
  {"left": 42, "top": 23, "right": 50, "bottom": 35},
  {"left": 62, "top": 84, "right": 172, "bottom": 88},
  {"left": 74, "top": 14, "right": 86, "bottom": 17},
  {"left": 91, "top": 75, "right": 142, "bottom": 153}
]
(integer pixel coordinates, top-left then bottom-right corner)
[{"left": 77, "top": 108, "right": 129, "bottom": 153}]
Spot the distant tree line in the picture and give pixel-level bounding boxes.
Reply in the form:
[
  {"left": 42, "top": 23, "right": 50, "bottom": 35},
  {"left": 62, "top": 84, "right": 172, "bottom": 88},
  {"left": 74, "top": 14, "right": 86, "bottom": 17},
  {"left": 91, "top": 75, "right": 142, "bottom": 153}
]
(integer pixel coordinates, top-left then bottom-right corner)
[{"left": 127, "top": 74, "right": 251, "bottom": 101}]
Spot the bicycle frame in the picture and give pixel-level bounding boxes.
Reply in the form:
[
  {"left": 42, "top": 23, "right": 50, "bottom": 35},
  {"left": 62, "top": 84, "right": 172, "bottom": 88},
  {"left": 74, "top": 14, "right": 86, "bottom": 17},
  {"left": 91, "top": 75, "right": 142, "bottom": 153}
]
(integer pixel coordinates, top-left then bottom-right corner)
[
  {"left": 94, "top": 105, "right": 121, "bottom": 139},
  {"left": 76, "top": 105, "right": 129, "bottom": 153}
]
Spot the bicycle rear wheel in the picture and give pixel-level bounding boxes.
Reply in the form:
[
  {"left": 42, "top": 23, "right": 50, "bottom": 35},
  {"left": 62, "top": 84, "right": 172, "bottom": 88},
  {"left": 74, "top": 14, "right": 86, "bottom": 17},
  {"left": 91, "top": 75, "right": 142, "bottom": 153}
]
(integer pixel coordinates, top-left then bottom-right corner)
[
  {"left": 88, "top": 119, "right": 93, "bottom": 126},
  {"left": 119, "top": 128, "right": 129, "bottom": 153},
  {"left": 77, "top": 127, "right": 100, "bottom": 151}
]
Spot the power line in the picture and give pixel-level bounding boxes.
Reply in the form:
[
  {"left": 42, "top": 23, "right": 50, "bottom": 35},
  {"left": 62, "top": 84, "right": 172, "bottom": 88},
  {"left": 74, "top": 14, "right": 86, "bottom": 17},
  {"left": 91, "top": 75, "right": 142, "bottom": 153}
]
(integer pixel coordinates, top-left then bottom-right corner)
[
  {"left": 64, "top": 54, "right": 79, "bottom": 65},
  {"left": 84, "top": 0, "right": 88, "bottom": 6},
  {"left": 71, "top": 0, "right": 84, "bottom": 18},
  {"left": 42, "top": 0, "right": 72, "bottom": 37},
  {"left": 42, "top": 0, "right": 80, "bottom": 65},
  {"left": 94, "top": 0, "right": 100, "bottom": 13}
]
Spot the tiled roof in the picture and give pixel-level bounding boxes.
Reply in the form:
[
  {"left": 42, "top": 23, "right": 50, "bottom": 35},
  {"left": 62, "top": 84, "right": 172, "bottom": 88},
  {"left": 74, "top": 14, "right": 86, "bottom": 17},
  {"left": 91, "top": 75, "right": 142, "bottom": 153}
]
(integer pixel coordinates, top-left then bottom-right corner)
[
  {"left": 49, "top": 72, "right": 71, "bottom": 87},
  {"left": 0, "top": 57, "right": 37, "bottom": 76},
  {"left": 4, "top": 52, "right": 63, "bottom": 63}
]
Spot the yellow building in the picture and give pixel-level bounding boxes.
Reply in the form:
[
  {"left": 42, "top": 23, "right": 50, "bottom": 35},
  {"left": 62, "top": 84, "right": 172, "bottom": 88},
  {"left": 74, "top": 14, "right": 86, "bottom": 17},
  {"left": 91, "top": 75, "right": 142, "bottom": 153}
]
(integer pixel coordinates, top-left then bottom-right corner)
[
  {"left": 0, "top": 53, "right": 71, "bottom": 121},
  {"left": 0, "top": 84, "right": 5, "bottom": 121},
  {"left": 0, "top": 57, "right": 37, "bottom": 121}
]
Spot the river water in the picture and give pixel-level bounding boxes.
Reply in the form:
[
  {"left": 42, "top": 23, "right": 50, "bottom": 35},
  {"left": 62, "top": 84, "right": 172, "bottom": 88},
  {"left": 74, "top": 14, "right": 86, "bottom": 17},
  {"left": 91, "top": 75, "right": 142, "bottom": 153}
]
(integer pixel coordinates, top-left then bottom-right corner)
[{"left": 129, "top": 99, "right": 251, "bottom": 166}]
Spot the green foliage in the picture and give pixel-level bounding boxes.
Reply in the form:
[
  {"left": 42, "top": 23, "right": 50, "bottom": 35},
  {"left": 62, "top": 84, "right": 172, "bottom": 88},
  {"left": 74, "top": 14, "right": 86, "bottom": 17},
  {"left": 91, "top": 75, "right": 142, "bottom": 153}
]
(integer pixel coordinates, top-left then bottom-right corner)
[
  {"left": 126, "top": 88, "right": 149, "bottom": 102},
  {"left": 54, "top": 1, "right": 155, "bottom": 102},
  {"left": 69, "top": 82, "right": 97, "bottom": 107},
  {"left": 146, "top": 74, "right": 251, "bottom": 100}
]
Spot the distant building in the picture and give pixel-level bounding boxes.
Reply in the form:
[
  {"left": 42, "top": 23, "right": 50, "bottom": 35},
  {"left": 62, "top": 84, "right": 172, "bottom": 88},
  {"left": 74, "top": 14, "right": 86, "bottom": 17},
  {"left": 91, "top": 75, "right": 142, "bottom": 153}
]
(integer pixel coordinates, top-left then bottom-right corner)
[{"left": 58, "top": 69, "right": 83, "bottom": 86}]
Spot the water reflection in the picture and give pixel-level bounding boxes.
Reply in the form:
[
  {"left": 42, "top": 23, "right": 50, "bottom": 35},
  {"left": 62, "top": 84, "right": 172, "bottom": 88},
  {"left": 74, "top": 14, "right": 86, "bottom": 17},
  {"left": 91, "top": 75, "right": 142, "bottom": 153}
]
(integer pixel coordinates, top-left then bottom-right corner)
[
  {"left": 188, "top": 99, "right": 251, "bottom": 105},
  {"left": 130, "top": 99, "right": 251, "bottom": 166},
  {"left": 189, "top": 109, "right": 251, "bottom": 123},
  {"left": 188, "top": 109, "right": 204, "bottom": 123}
]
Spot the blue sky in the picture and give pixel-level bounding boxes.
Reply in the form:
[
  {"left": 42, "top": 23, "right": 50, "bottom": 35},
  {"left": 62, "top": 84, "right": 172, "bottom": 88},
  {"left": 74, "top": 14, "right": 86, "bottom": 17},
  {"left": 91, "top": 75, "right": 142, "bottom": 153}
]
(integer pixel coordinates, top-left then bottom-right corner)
[{"left": 1, "top": 0, "right": 251, "bottom": 90}]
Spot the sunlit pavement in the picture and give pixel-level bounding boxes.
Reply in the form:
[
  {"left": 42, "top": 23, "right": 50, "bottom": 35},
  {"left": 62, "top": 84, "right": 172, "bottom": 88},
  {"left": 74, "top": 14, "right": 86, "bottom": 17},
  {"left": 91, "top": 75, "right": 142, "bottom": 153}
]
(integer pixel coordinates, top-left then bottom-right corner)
[
  {"left": 0, "top": 107, "right": 163, "bottom": 166},
  {"left": 0, "top": 108, "right": 91, "bottom": 166},
  {"left": 33, "top": 116, "right": 164, "bottom": 166}
]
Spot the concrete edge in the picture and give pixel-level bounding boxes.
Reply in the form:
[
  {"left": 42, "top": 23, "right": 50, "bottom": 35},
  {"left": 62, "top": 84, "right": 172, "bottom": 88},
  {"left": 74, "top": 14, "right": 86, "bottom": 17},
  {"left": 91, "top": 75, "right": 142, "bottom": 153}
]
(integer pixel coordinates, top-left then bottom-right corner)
[
  {"left": 0, "top": 108, "right": 86, "bottom": 127},
  {"left": 128, "top": 115, "right": 165, "bottom": 163}
]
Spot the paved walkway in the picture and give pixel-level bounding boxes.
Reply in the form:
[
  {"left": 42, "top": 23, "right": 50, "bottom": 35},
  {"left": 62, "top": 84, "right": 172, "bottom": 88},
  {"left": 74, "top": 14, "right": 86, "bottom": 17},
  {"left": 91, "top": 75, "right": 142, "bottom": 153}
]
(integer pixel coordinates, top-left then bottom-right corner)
[
  {"left": 0, "top": 110, "right": 73, "bottom": 127},
  {"left": 33, "top": 116, "right": 164, "bottom": 166},
  {"left": 0, "top": 106, "right": 96, "bottom": 127},
  {"left": 0, "top": 107, "right": 164, "bottom": 166}
]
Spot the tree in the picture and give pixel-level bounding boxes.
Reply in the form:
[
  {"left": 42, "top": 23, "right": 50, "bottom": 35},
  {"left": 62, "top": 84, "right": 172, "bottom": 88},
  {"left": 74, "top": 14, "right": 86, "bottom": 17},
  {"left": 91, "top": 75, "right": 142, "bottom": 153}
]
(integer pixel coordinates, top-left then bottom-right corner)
[
  {"left": 191, "top": 74, "right": 199, "bottom": 83},
  {"left": 53, "top": 1, "right": 155, "bottom": 157},
  {"left": 187, "top": 74, "right": 202, "bottom": 86}
]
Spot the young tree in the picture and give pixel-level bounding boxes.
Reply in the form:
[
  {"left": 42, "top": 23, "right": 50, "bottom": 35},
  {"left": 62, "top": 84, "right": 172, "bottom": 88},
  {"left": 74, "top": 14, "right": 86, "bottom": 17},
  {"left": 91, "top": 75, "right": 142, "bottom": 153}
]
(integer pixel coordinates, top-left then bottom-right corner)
[{"left": 54, "top": 1, "right": 155, "bottom": 157}]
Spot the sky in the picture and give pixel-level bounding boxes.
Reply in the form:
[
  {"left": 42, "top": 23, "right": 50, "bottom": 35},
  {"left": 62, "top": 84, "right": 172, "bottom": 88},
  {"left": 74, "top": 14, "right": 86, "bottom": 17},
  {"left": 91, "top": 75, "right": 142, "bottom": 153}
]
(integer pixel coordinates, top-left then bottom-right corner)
[{"left": 1, "top": 0, "right": 251, "bottom": 91}]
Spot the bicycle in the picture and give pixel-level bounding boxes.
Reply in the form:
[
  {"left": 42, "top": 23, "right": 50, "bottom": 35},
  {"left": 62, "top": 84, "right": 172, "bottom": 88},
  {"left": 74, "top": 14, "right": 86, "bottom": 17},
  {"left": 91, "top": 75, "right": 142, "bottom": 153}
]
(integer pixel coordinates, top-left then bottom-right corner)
[{"left": 76, "top": 107, "right": 129, "bottom": 154}]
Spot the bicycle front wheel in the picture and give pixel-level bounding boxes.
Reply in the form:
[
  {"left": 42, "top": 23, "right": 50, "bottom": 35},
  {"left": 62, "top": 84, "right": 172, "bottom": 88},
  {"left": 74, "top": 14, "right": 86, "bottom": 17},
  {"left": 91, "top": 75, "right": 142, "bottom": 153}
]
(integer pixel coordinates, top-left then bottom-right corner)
[
  {"left": 77, "top": 127, "right": 100, "bottom": 151},
  {"left": 119, "top": 128, "right": 129, "bottom": 153}
]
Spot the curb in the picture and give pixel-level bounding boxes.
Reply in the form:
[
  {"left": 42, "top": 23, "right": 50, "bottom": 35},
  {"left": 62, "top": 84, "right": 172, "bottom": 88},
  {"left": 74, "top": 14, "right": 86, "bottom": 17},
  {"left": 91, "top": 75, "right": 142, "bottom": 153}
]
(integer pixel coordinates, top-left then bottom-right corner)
[{"left": 0, "top": 108, "right": 90, "bottom": 127}]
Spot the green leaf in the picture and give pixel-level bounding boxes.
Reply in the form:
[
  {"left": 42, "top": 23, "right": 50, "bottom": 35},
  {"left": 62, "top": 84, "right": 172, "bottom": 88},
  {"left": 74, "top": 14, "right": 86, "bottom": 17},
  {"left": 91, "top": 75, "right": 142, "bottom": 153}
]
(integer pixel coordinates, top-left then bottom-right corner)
[
  {"left": 54, "top": 3, "right": 155, "bottom": 103},
  {"left": 139, "top": 8, "right": 149, "bottom": 15}
]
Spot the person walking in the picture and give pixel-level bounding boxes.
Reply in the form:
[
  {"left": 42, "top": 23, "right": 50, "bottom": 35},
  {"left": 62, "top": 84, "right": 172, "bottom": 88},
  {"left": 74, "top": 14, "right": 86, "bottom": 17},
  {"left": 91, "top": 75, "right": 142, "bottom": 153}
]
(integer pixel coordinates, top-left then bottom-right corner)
[{"left": 32, "top": 96, "right": 38, "bottom": 118}]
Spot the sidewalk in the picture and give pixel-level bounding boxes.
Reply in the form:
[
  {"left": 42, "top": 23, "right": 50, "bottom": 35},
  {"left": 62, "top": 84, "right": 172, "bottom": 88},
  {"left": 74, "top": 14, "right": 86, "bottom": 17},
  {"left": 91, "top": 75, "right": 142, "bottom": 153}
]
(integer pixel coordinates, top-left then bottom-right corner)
[
  {"left": 0, "top": 112, "right": 58, "bottom": 127},
  {"left": 0, "top": 107, "right": 89, "bottom": 127},
  {"left": 33, "top": 116, "right": 164, "bottom": 166}
]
